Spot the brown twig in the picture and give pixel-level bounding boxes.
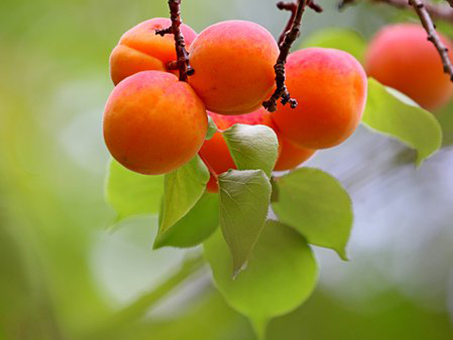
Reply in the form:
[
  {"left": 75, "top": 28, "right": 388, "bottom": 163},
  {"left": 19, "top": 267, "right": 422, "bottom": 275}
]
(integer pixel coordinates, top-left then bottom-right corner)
[
  {"left": 446, "top": 0, "right": 453, "bottom": 8},
  {"left": 408, "top": 0, "right": 453, "bottom": 81},
  {"left": 263, "top": 0, "right": 311, "bottom": 112},
  {"left": 155, "top": 0, "right": 193, "bottom": 82},
  {"left": 339, "top": 0, "right": 453, "bottom": 22}
]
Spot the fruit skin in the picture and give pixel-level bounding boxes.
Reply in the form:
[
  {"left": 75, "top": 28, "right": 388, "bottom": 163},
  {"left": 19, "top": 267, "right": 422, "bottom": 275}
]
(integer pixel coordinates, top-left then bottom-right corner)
[
  {"left": 104, "top": 71, "right": 208, "bottom": 175},
  {"left": 271, "top": 48, "right": 368, "bottom": 149},
  {"left": 200, "top": 111, "right": 274, "bottom": 193},
  {"left": 201, "top": 110, "right": 315, "bottom": 192},
  {"left": 365, "top": 24, "right": 453, "bottom": 111},
  {"left": 274, "top": 135, "right": 315, "bottom": 171},
  {"left": 189, "top": 20, "right": 279, "bottom": 115},
  {"left": 110, "top": 18, "right": 197, "bottom": 85}
]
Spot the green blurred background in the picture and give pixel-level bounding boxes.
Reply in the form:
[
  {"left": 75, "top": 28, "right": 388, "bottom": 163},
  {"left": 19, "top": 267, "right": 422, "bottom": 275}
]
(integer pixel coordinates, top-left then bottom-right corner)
[{"left": 1, "top": 0, "right": 453, "bottom": 339}]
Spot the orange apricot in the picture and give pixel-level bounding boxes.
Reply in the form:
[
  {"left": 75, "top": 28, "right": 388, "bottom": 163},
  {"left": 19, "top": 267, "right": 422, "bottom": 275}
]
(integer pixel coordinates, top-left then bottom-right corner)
[
  {"left": 200, "top": 111, "right": 275, "bottom": 193},
  {"left": 110, "top": 18, "right": 197, "bottom": 85},
  {"left": 365, "top": 23, "right": 453, "bottom": 110},
  {"left": 188, "top": 20, "right": 279, "bottom": 115},
  {"left": 201, "top": 109, "right": 315, "bottom": 192},
  {"left": 274, "top": 135, "right": 315, "bottom": 171},
  {"left": 103, "top": 71, "right": 207, "bottom": 175},
  {"left": 271, "top": 48, "right": 368, "bottom": 149}
]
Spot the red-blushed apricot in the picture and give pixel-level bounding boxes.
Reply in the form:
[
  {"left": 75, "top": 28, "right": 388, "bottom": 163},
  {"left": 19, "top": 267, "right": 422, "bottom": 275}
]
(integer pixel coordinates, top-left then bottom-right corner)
[
  {"left": 200, "top": 111, "right": 275, "bottom": 193},
  {"left": 103, "top": 71, "right": 208, "bottom": 175},
  {"left": 274, "top": 134, "right": 315, "bottom": 171},
  {"left": 188, "top": 20, "right": 279, "bottom": 115},
  {"left": 365, "top": 24, "right": 453, "bottom": 110},
  {"left": 200, "top": 109, "right": 315, "bottom": 192},
  {"left": 271, "top": 48, "right": 367, "bottom": 149},
  {"left": 110, "top": 18, "right": 197, "bottom": 85}
]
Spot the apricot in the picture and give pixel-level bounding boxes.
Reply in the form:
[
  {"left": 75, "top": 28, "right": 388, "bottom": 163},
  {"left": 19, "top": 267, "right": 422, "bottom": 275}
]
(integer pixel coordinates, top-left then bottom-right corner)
[
  {"left": 103, "top": 71, "right": 208, "bottom": 175},
  {"left": 188, "top": 20, "right": 279, "bottom": 115},
  {"left": 200, "top": 111, "right": 274, "bottom": 193},
  {"left": 201, "top": 109, "right": 315, "bottom": 192},
  {"left": 110, "top": 18, "right": 197, "bottom": 85},
  {"left": 365, "top": 24, "right": 453, "bottom": 110},
  {"left": 271, "top": 48, "right": 368, "bottom": 149},
  {"left": 274, "top": 135, "right": 315, "bottom": 171}
]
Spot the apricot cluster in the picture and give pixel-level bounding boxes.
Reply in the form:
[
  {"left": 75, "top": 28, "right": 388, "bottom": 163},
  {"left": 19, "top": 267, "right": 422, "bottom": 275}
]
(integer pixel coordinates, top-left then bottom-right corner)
[{"left": 103, "top": 18, "right": 368, "bottom": 187}]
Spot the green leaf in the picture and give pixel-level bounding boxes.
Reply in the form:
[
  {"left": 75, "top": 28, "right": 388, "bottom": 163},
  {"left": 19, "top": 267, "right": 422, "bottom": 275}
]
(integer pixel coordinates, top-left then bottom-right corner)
[
  {"left": 437, "top": 99, "right": 453, "bottom": 146},
  {"left": 204, "top": 220, "right": 318, "bottom": 339},
  {"left": 206, "top": 115, "right": 218, "bottom": 140},
  {"left": 223, "top": 124, "right": 279, "bottom": 178},
  {"left": 157, "top": 155, "right": 210, "bottom": 242},
  {"left": 272, "top": 168, "right": 353, "bottom": 260},
  {"left": 218, "top": 169, "right": 271, "bottom": 276},
  {"left": 154, "top": 193, "right": 219, "bottom": 249},
  {"left": 105, "top": 159, "right": 164, "bottom": 221},
  {"left": 301, "top": 27, "right": 366, "bottom": 62},
  {"left": 363, "top": 78, "right": 443, "bottom": 165}
]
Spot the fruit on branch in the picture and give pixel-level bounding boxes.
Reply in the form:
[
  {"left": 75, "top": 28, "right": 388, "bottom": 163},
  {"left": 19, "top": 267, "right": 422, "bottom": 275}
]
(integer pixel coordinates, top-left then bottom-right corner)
[
  {"left": 365, "top": 24, "right": 453, "bottom": 111},
  {"left": 109, "top": 18, "right": 197, "bottom": 85},
  {"left": 200, "top": 111, "right": 275, "bottom": 193},
  {"left": 271, "top": 48, "right": 368, "bottom": 149},
  {"left": 188, "top": 20, "right": 279, "bottom": 115},
  {"left": 103, "top": 71, "right": 208, "bottom": 175},
  {"left": 201, "top": 110, "right": 315, "bottom": 192},
  {"left": 274, "top": 134, "right": 315, "bottom": 171}
]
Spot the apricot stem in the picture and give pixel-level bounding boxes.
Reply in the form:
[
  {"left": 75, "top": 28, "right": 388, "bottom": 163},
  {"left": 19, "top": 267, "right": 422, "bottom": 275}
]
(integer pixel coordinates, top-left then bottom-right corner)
[
  {"left": 263, "top": 0, "right": 311, "bottom": 113},
  {"left": 408, "top": 0, "right": 453, "bottom": 81},
  {"left": 156, "top": 0, "right": 194, "bottom": 82}
]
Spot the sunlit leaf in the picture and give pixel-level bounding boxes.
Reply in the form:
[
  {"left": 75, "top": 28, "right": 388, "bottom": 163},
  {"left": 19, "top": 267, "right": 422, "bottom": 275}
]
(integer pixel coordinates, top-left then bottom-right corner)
[
  {"left": 105, "top": 159, "right": 164, "bottom": 221},
  {"left": 204, "top": 220, "right": 318, "bottom": 339},
  {"left": 223, "top": 124, "right": 279, "bottom": 178},
  {"left": 272, "top": 168, "right": 353, "bottom": 260},
  {"left": 157, "top": 155, "right": 210, "bottom": 239},
  {"left": 154, "top": 193, "right": 219, "bottom": 249},
  {"left": 363, "top": 78, "right": 442, "bottom": 165},
  {"left": 218, "top": 169, "right": 271, "bottom": 275}
]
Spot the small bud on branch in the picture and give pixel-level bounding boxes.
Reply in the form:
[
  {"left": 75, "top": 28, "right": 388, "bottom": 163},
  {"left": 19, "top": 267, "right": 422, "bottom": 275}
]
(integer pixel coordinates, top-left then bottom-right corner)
[{"left": 156, "top": 0, "right": 193, "bottom": 82}]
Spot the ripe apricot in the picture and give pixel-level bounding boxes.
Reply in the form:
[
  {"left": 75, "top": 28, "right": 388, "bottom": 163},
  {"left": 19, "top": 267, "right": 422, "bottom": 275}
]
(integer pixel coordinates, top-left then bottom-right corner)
[
  {"left": 188, "top": 20, "right": 279, "bottom": 115},
  {"left": 103, "top": 71, "right": 208, "bottom": 175},
  {"left": 200, "top": 111, "right": 274, "bottom": 193},
  {"left": 201, "top": 109, "right": 315, "bottom": 192},
  {"left": 365, "top": 24, "right": 453, "bottom": 110},
  {"left": 110, "top": 18, "right": 197, "bottom": 85},
  {"left": 271, "top": 48, "right": 367, "bottom": 149},
  {"left": 274, "top": 135, "right": 315, "bottom": 171}
]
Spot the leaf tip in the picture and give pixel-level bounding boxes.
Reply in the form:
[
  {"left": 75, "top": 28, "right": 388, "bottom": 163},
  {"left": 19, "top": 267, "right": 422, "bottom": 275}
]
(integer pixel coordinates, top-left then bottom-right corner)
[
  {"left": 336, "top": 247, "right": 350, "bottom": 261},
  {"left": 251, "top": 317, "right": 268, "bottom": 340},
  {"left": 232, "top": 260, "right": 249, "bottom": 280}
]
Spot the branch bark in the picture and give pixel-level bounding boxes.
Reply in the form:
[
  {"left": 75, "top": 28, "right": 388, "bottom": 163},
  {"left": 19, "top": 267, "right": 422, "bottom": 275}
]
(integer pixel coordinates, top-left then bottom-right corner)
[
  {"left": 263, "top": 0, "right": 311, "bottom": 112},
  {"left": 340, "top": 0, "right": 453, "bottom": 23},
  {"left": 408, "top": 0, "right": 453, "bottom": 81},
  {"left": 156, "top": 0, "right": 193, "bottom": 82}
]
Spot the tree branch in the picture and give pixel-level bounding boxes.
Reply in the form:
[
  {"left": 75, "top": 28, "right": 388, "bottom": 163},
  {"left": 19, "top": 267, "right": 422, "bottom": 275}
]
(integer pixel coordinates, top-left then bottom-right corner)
[
  {"left": 155, "top": 0, "right": 194, "bottom": 82},
  {"left": 339, "top": 0, "right": 453, "bottom": 23},
  {"left": 446, "top": 0, "right": 453, "bottom": 9},
  {"left": 263, "top": 0, "right": 311, "bottom": 113},
  {"left": 408, "top": 0, "right": 453, "bottom": 81}
]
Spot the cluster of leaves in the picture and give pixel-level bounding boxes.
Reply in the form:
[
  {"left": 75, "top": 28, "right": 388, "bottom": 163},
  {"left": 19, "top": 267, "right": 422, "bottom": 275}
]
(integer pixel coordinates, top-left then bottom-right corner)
[{"left": 105, "top": 28, "right": 443, "bottom": 339}]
